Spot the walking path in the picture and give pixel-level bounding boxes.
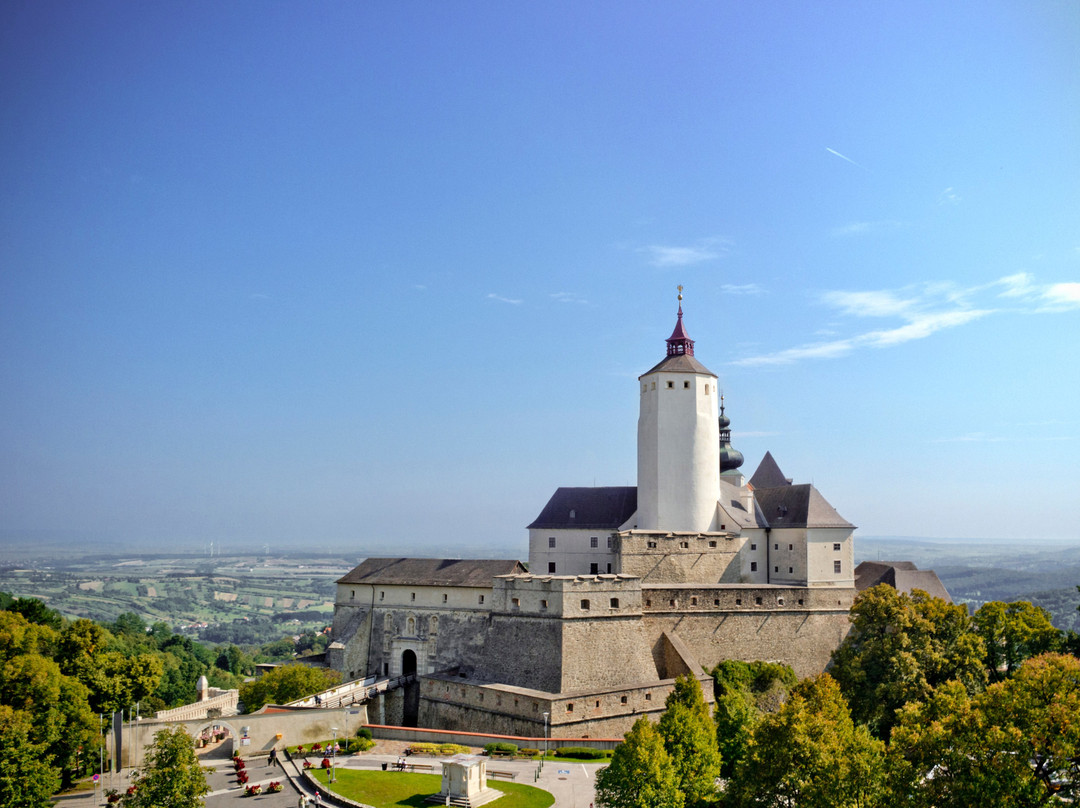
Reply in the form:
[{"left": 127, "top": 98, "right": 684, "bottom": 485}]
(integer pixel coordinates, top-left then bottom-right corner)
[{"left": 53, "top": 742, "right": 599, "bottom": 808}]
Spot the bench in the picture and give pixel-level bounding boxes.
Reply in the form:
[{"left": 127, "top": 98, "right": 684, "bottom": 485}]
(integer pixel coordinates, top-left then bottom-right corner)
[
  {"left": 405, "top": 763, "right": 435, "bottom": 772},
  {"left": 489, "top": 750, "right": 515, "bottom": 757},
  {"left": 488, "top": 770, "right": 518, "bottom": 780}
]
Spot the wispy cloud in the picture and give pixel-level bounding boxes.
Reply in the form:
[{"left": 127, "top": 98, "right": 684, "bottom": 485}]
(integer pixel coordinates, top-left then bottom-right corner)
[
  {"left": 721, "top": 283, "right": 764, "bottom": 296},
  {"left": 486, "top": 293, "right": 522, "bottom": 305},
  {"left": 639, "top": 237, "right": 731, "bottom": 267},
  {"left": 825, "top": 147, "right": 865, "bottom": 169},
  {"left": 938, "top": 187, "right": 961, "bottom": 205},
  {"left": 550, "top": 292, "right": 588, "bottom": 305},
  {"left": 831, "top": 220, "right": 904, "bottom": 237},
  {"left": 732, "top": 272, "right": 1076, "bottom": 366},
  {"left": 994, "top": 273, "right": 1080, "bottom": 312}
]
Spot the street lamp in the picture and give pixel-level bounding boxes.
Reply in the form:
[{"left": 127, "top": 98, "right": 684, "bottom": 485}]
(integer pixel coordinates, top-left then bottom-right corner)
[
  {"left": 542, "top": 712, "right": 549, "bottom": 762},
  {"left": 331, "top": 727, "right": 338, "bottom": 782}
]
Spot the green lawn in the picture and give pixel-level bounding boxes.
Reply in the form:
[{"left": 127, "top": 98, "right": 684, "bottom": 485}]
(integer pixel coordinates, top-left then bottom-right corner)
[{"left": 308, "top": 770, "right": 554, "bottom": 808}]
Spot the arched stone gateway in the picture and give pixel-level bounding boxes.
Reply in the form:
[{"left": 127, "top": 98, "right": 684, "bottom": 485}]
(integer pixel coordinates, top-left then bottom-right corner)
[
  {"left": 191, "top": 719, "right": 240, "bottom": 760},
  {"left": 402, "top": 649, "right": 417, "bottom": 676}
]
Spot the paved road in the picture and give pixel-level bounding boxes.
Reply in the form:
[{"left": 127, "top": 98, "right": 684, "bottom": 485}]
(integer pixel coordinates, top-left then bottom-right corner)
[{"left": 53, "top": 752, "right": 599, "bottom": 808}]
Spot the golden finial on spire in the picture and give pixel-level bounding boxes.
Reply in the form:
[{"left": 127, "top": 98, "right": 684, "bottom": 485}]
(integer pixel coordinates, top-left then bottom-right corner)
[{"left": 677, "top": 284, "right": 684, "bottom": 302}]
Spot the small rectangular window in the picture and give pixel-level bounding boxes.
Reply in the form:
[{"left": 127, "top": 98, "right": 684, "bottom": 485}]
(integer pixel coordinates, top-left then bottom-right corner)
[
  {"left": 647, "top": 541, "right": 658, "bottom": 549},
  {"left": 755, "top": 597, "right": 763, "bottom": 605},
  {"left": 683, "top": 381, "right": 690, "bottom": 388},
  {"left": 774, "top": 566, "right": 779, "bottom": 573},
  {"left": 690, "top": 596, "right": 697, "bottom": 606},
  {"left": 606, "top": 536, "right": 612, "bottom": 548},
  {"left": 680, "top": 541, "right": 689, "bottom": 549},
  {"left": 606, "top": 563, "right": 612, "bottom": 573},
  {"left": 567, "top": 703, "right": 574, "bottom": 712},
  {"left": 610, "top": 598, "right": 619, "bottom": 608},
  {"left": 834, "top": 560, "right": 842, "bottom": 574},
  {"left": 833, "top": 543, "right": 842, "bottom": 551},
  {"left": 548, "top": 536, "right": 556, "bottom": 548},
  {"left": 774, "top": 544, "right": 779, "bottom": 550},
  {"left": 443, "top": 593, "right": 448, "bottom": 603},
  {"left": 621, "top": 695, "right": 628, "bottom": 704},
  {"left": 735, "top": 598, "right": 742, "bottom": 605},
  {"left": 548, "top": 562, "right": 556, "bottom": 574},
  {"left": 479, "top": 595, "right": 485, "bottom": 604},
  {"left": 666, "top": 381, "right": 674, "bottom": 388},
  {"left": 512, "top": 598, "right": 520, "bottom": 608},
  {"left": 350, "top": 589, "right": 355, "bottom": 600},
  {"left": 751, "top": 543, "right": 757, "bottom": 551},
  {"left": 789, "top": 567, "right": 794, "bottom": 574},
  {"left": 541, "top": 599, "right": 548, "bottom": 609},
  {"left": 411, "top": 592, "right": 416, "bottom": 601},
  {"left": 750, "top": 562, "right": 757, "bottom": 572},
  {"left": 709, "top": 540, "right": 717, "bottom": 548},
  {"left": 590, "top": 536, "right": 598, "bottom": 548},
  {"left": 789, "top": 544, "right": 793, "bottom": 550},
  {"left": 645, "top": 693, "right": 652, "bottom": 701},
  {"left": 580, "top": 599, "right": 590, "bottom": 610}
]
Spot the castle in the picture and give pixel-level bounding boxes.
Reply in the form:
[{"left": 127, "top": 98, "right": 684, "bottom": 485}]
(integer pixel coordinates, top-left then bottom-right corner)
[{"left": 327, "top": 293, "right": 857, "bottom": 737}]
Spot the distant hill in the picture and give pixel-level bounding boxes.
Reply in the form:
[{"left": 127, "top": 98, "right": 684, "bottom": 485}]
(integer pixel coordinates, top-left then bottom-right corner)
[{"left": 857, "top": 537, "right": 1080, "bottom": 632}]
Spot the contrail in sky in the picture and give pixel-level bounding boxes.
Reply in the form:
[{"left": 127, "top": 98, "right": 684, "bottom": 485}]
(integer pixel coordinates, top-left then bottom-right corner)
[{"left": 826, "top": 147, "right": 865, "bottom": 168}]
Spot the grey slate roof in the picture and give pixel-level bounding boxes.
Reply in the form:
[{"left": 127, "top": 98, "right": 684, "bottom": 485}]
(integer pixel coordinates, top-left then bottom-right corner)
[
  {"left": 748, "top": 451, "right": 792, "bottom": 489},
  {"left": 753, "top": 484, "right": 855, "bottom": 529},
  {"left": 855, "top": 561, "right": 953, "bottom": 603},
  {"left": 527, "top": 486, "right": 638, "bottom": 530},
  {"left": 337, "top": 558, "right": 526, "bottom": 587},
  {"left": 640, "top": 353, "right": 717, "bottom": 378}
]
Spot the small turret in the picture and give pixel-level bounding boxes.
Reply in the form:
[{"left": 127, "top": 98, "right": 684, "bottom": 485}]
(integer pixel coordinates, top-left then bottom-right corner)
[
  {"left": 196, "top": 675, "right": 209, "bottom": 702},
  {"left": 718, "top": 396, "right": 744, "bottom": 474}
]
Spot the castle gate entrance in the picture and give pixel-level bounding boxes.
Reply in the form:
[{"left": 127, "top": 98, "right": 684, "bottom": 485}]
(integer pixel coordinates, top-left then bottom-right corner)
[{"left": 402, "top": 649, "right": 419, "bottom": 726}]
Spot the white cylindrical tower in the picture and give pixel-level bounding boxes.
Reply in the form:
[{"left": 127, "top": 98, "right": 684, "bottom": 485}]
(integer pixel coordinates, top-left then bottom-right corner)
[{"left": 635, "top": 294, "right": 720, "bottom": 532}]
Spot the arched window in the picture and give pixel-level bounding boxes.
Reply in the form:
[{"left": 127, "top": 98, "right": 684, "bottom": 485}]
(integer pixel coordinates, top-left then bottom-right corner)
[{"left": 407, "top": 616, "right": 415, "bottom": 635}]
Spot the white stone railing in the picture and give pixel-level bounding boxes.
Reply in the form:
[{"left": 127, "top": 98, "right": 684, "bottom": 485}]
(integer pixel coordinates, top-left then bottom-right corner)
[{"left": 154, "top": 690, "right": 239, "bottom": 722}]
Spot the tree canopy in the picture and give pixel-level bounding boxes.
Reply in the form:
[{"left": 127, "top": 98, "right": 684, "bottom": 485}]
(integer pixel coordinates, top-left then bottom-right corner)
[
  {"left": 595, "top": 717, "right": 684, "bottom": 808},
  {"left": 829, "top": 585, "right": 985, "bottom": 738},
  {"left": 121, "top": 725, "right": 210, "bottom": 808},
  {"left": 238, "top": 662, "right": 341, "bottom": 712}
]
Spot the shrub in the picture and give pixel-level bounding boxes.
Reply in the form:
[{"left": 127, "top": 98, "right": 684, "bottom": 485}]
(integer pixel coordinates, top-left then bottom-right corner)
[
  {"left": 555, "top": 746, "right": 608, "bottom": 760},
  {"left": 356, "top": 727, "right": 373, "bottom": 740},
  {"left": 438, "top": 743, "right": 470, "bottom": 755},
  {"left": 484, "top": 742, "right": 519, "bottom": 755},
  {"left": 267, "top": 781, "right": 283, "bottom": 793},
  {"left": 521, "top": 748, "right": 540, "bottom": 756},
  {"left": 236, "top": 770, "right": 249, "bottom": 784}
]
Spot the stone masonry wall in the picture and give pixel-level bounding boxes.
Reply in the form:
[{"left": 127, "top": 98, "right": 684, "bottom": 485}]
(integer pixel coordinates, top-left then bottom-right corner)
[
  {"left": 618, "top": 532, "right": 748, "bottom": 584},
  {"left": 641, "top": 585, "right": 856, "bottom": 678}
]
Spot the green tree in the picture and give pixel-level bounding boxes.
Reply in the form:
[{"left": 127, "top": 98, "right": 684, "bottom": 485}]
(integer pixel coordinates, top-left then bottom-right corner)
[
  {"left": 83, "top": 652, "right": 164, "bottom": 714},
  {"left": 830, "top": 585, "right": 985, "bottom": 738},
  {"left": 890, "top": 653, "right": 1080, "bottom": 807},
  {"left": 0, "top": 705, "right": 60, "bottom": 808},
  {"left": 714, "top": 685, "right": 756, "bottom": 779},
  {"left": 5, "top": 597, "right": 63, "bottom": 631},
  {"left": 595, "top": 717, "right": 684, "bottom": 808},
  {"left": 122, "top": 725, "right": 210, "bottom": 808},
  {"left": 727, "top": 674, "right": 886, "bottom": 808},
  {"left": 238, "top": 663, "right": 341, "bottom": 713},
  {"left": 658, "top": 675, "right": 721, "bottom": 808},
  {"left": 973, "top": 600, "right": 1061, "bottom": 682}
]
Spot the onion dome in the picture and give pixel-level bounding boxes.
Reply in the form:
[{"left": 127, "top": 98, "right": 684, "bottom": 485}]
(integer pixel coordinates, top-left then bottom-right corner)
[{"left": 718, "top": 396, "right": 745, "bottom": 473}]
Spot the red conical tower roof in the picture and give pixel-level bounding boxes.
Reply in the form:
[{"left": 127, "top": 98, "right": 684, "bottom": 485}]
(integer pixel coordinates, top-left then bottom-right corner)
[{"left": 665, "top": 285, "right": 695, "bottom": 357}]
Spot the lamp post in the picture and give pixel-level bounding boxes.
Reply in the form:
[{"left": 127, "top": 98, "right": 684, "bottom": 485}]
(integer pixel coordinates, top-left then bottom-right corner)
[
  {"left": 542, "top": 711, "right": 549, "bottom": 764},
  {"left": 331, "top": 727, "right": 338, "bottom": 782}
]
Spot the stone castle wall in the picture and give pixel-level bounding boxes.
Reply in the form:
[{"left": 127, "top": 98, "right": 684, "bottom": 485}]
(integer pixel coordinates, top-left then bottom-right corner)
[
  {"left": 618, "top": 531, "right": 748, "bottom": 583},
  {"left": 640, "top": 584, "right": 856, "bottom": 678},
  {"left": 419, "top": 675, "right": 702, "bottom": 739}
]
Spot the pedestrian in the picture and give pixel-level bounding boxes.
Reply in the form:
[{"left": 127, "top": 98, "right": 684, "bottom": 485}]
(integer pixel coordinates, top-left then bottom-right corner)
[
  {"left": 298, "top": 795, "right": 307, "bottom": 808},
  {"left": 269, "top": 747, "right": 278, "bottom": 766},
  {"left": 314, "top": 792, "right": 322, "bottom": 806}
]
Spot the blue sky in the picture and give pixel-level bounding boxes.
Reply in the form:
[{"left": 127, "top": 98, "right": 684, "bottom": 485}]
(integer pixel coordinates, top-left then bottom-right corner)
[{"left": 2, "top": 1, "right": 1078, "bottom": 555}]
